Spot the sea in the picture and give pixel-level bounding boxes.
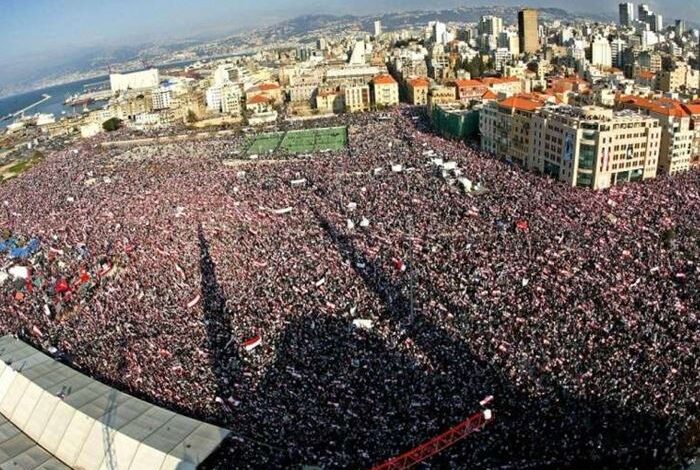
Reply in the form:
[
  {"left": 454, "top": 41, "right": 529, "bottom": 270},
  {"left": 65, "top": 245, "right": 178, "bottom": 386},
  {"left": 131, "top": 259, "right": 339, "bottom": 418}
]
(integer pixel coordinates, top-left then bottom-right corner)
[
  {"left": 0, "top": 76, "right": 113, "bottom": 129},
  {"left": 0, "top": 54, "right": 256, "bottom": 129}
]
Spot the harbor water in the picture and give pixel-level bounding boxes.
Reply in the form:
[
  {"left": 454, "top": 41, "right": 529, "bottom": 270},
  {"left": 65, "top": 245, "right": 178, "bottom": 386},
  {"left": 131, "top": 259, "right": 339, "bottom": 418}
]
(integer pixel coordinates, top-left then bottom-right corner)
[{"left": 0, "top": 77, "right": 109, "bottom": 128}]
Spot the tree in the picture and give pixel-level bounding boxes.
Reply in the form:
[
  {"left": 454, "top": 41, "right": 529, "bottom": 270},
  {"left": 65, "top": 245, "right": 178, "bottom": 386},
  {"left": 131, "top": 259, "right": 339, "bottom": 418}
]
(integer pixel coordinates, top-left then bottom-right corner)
[
  {"left": 102, "top": 118, "right": 122, "bottom": 132},
  {"left": 186, "top": 110, "right": 197, "bottom": 124},
  {"left": 467, "top": 56, "right": 485, "bottom": 78}
]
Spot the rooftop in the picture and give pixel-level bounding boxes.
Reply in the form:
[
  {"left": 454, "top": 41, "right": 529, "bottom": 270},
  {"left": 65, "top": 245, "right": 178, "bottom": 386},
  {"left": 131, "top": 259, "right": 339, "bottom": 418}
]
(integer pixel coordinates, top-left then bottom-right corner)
[
  {"left": 498, "top": 93, "right": 549, "bottom": 112},
  {"left": 682, "top": 100, "right": 700, "bottom": 115},
  {"left": 247, "top": 94, "right": 270, "bottom": 105},
  {"left": 619, "top": 95, "right": 690, "bottom": 118},
  {"left": 258, "top": 82, "right": 281, "bottom": 91},
  {"left": 481, "top": 76, "right": 520, "bottom": 86},
  {"left": 0, "top": 336, "right": 230, "bottom": 469},
  {"left": 454, "top": 79, "right": 487, "bottom": 88},
  {"left": 408, "top": 77, "right": 430, "bottom": 87},
  {"left": 373, "top": 74, "right": 398, "bottom": 85}
]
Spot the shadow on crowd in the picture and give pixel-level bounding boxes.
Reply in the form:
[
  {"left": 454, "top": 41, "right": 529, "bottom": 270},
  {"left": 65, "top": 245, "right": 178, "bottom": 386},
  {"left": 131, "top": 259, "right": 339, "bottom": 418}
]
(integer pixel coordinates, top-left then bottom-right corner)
[{"left": 198, "top": 214, "right": 682, "bottom": 469}]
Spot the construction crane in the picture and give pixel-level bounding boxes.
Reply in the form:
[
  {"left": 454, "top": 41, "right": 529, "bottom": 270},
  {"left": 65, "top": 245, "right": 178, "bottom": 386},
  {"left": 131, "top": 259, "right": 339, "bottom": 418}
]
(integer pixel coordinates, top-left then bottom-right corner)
[{"left": 370, "top": 397, "right": 494, "bottom": 470}]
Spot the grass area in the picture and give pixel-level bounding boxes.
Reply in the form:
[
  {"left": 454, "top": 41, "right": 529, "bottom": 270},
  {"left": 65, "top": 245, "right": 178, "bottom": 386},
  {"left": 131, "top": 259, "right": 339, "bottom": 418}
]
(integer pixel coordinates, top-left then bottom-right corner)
[
  {"left": 0, "top": 151, "right": 44, "bottom": 182},
  {"left": 244, "top": 133, "right": 284, "bottom": 155},
  {"left": 245, "top": 127, "right": 347, "bottom": 156}
]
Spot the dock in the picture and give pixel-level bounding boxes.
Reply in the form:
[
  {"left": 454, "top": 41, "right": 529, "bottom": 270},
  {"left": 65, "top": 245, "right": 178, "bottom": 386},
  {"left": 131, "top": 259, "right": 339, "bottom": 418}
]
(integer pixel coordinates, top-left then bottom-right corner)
[{"left": 8, "top": 94, "right": 51, "bottom": 119}]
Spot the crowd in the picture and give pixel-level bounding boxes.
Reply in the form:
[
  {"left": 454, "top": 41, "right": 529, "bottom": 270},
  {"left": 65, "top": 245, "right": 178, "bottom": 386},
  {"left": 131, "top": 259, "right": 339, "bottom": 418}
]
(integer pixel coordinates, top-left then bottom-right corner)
[{"left": 0, "top": 108, "right": 697, "bottom": 469}]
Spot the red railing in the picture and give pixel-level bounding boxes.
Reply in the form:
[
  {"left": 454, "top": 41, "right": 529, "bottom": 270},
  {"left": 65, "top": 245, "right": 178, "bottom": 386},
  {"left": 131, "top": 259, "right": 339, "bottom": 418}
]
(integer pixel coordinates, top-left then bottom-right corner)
[{"left": 370, "top": 409, "right": 494, "bottom": 470}]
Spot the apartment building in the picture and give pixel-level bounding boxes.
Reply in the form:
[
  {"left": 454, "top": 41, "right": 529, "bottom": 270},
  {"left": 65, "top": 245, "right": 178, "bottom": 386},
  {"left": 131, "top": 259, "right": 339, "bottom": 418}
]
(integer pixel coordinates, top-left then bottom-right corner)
[
  {"left": 372, "top": 74, "right": 400, "bottom": 108},
  {"left": 316, "top": 86, "right": 345, "bottom": 114},
  {"left": 454, "top": 79, "right": 489, "bottom": 102},
  {"left": 618, "top": 96, "right": 694, "bottom": 174},
  {"left": 151, "top": 87, "right": 173, "bottom": 110},
  {"left": 407, "top": 77, "right": 430, "bottom": 106},
  {"left": 427, "top": 85, "right": 458, "bottom": 109},
  {"left": 480, "top": 94, "right": 550, "bottom": 165},
  {"left": 481, "top": 97, "right": 663, "bottom": 189},
  {"left": 481, "top": 76, "right": 524, "bottom": 96},
  {"left": 683, "top": 101, "right": 700, "bottom": 168},
  {"left": 344, "top": 84, "right": 371, "bottom": 112},
  {"left": 531, "top": 106, "right": 660, "bottom": 189}
]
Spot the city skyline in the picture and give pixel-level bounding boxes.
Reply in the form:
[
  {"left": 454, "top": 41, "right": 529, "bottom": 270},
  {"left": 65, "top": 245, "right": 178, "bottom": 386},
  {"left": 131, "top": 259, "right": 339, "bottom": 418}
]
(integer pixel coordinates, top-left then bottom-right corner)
[{"left": 1, "top": 0, "right": 698, "bottom": 63}]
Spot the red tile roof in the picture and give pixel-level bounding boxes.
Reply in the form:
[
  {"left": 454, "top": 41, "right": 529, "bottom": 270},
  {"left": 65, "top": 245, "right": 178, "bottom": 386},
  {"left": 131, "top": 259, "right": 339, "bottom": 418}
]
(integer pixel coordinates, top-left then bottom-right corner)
[
  {"left": 247, "top": 94, "right": 270, "bottom": 105},
  {"left": 619, "top": 95, "right": 689, "bottom": 118},
  {"left": 408, "top": 77, "right": 430, "bottom": 87},
  {"left": 454, "top": 79, "right": 486, "bottom": 88},
  {"left": 259, "top": 82, "right": 281, "bottom": 91},
  {"left": 481, "top": 76, "right": 520, "bottom": 85},
  {"left": 498, "top": 93, "right": 547, "bottom": 112},
  {"left": 373, "top": 74, "right": 398, "bottom": 85},
  {"left": 682, "top": 101, "right": 700, "bottom": 115}
]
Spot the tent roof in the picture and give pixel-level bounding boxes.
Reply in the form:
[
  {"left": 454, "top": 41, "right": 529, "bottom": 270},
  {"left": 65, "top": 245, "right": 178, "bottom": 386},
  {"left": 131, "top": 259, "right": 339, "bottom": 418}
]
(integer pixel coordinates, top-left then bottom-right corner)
[{"left": 0, "top": 335, "right": 230, "bottom": 469}]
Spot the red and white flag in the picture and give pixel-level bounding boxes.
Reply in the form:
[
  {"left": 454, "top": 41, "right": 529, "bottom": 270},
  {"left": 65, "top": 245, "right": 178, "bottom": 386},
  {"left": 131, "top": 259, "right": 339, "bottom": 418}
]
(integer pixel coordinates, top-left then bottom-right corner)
[
  {"left": 392, "top": 258, "right": 406, "bottom": 272},
  {"left": 98, "top": 263, "right": 114, "bottom": 278},
  {"left": 516, "top": 219, "right": 529, "bottom": 232},
  {"left": 242, "top": 335, "right": 262, "bottom": 351},
  {"left": 480, "top": 395, "right": 494, "bottom": 406},
  {"left": 187, "top": 294, "right": 201, "bottom": 308}
]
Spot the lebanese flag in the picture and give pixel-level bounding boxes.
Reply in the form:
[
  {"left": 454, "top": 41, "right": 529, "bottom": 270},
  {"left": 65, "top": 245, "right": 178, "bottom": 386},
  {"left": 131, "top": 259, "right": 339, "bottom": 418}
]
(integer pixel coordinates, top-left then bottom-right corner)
[
  {"left": 98, "top": 263, "right": 114, "bottom": 278},
  {"left": 242, "top": 335, "right": 262, "bottom": 352},
  {"left": 392, "top": 258, "right": 407, "bottom": 272},
  {"left": 516, "top": 220, "right": 529, "bottom": 232}
]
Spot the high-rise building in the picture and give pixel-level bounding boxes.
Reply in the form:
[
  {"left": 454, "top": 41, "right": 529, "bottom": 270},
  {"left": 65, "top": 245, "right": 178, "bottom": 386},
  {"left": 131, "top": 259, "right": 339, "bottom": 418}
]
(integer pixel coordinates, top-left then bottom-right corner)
[
  {"left": 374, "top": 20, "right": 383, "bottom": 37},
  {"left": 638, "top": 4, "right": 651, "bottom": 23},
  {"left": 499, "top": 31, "right": 521, "bottom": 55},
  {"left": 479, "top": 16, "right": 503, "bottom": 36},
  {"left": 591, "top": 37, "right": 612, "bottom": 68},
  {"left": 610, "top": 38, "right": 626, "bottom": 68},
  {"left": 675, "top": 19, "right": 686, "bottom": 36},
  {"left": 619, "top": 3, "right": 635, "bottom": 27},
  {"left": 432, "top": 21, "right": 448, "bottom": 45},
  {"left": 518, "top": 9, "right": 539, "bottom": 54},
  {"left": 650, "top": 13, "right": 663, "bottom": 32}
]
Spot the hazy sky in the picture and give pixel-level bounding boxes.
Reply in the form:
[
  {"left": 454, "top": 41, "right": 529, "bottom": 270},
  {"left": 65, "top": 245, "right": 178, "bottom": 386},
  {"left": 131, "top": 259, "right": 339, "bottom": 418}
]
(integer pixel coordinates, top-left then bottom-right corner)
[{"left": 0, "top": 0, "right": 698, "bottom": 76}]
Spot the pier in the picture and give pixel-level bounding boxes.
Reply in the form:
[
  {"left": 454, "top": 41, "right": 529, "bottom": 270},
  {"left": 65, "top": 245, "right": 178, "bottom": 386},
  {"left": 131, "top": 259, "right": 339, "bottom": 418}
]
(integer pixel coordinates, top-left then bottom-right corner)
[{"left": 2, "top": 94, "right": 51, "bottom": 121}]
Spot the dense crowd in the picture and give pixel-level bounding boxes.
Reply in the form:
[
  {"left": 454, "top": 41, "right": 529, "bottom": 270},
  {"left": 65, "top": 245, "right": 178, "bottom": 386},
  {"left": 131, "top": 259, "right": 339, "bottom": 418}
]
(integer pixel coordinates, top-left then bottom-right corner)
[{"left": 0, "top": 108, "right": 698, "bottom": 469}]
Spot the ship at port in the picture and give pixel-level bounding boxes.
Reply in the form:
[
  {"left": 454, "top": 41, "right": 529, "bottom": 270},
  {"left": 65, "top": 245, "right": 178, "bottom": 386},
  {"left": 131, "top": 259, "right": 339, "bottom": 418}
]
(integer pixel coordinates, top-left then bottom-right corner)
[{"left": 63, "top": 89, "right": 112, "bottom": 106}]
